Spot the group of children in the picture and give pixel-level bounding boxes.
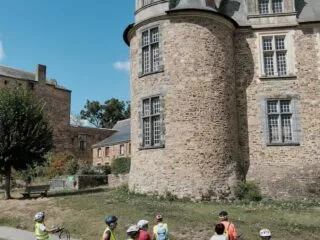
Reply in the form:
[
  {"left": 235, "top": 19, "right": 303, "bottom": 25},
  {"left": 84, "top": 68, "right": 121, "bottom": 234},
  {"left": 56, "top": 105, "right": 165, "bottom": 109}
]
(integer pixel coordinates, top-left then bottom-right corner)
[
  {"left": 33, "top": 210, "right": 272, "bottom": 240},
  {"left": 102, "top": 214, "right": 168, "bottom": 240}
]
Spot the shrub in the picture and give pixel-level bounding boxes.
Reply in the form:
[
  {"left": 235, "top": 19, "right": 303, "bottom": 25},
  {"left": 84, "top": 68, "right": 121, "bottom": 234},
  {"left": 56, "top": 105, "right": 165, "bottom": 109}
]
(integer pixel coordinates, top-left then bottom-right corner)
[
  {"left": 235, "top": 181, "right": 262, "bottom": 201},
  {"left": 111, "top": 157, "right": 131, "bottom": 174},
  {"left": 94, "top": 165, "right": 112, "bottom": 175}
]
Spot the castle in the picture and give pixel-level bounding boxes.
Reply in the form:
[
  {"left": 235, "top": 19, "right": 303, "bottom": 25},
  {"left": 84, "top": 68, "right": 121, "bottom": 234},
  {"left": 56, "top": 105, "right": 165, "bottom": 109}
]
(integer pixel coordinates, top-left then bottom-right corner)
[
  {"left": 123, "top": 0, "right": 320, "bottom": 200},
  {"left": 0, "top": 64, "right": 115, "bottom": 163}
]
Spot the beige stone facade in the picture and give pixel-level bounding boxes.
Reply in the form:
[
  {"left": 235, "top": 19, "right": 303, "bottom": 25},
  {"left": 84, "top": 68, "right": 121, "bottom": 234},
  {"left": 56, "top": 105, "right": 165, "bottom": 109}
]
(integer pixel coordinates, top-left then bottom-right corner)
[
  {"left": 0, "top": 64, "right": 114, "bottom": 163},
  {"left": 92, "top": 142, "right": 131, "bottom": 166},
  {"left": 124, "top": 0, "right": 320, "bottom": 199}
]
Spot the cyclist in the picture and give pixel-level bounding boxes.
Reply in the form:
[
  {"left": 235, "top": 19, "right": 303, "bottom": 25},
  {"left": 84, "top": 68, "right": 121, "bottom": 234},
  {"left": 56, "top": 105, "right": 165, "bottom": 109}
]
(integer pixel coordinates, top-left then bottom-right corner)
[
  {"left": 137, "top": 219, "right": 151, "bottom": 240},
  {"left": 218, "top": 211, "right": 237, "bottom": 240},
  {"left": 259, "top": 229, "right": 271, "bottom": 240},
  {"left": 126, "top": 225, "right": 140, "bottom": 240},
  {"left": 34, "top": 211, "right": 58, "bottom": 240},
  {"left": 152, "top": 215, "right": 168, "bottom": 240},
  {"left": 102, "top": 215, "right": 118, "bottom": 240},
  {"left": 210, "top": 223, "right": 228, "bottom": 240}
]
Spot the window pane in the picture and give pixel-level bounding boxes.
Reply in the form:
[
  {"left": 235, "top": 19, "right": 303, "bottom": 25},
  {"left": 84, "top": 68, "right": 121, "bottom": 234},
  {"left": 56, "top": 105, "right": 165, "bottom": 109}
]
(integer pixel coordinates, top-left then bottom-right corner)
[
  {"left": 268, "top": 115, "right": 280, "bottom": 142},
  {"left": 142, "top": 47, "right": 150, "bottom": 74},
  {"left": 267, "top": 100, "right": 278, "bottom": 113},
  {"left": 280, "top": 100, "right": 291, "bottom": 113},
  {"left": 264, "top": 53, "right": 274, "bottom": 76},
  {"left": 150, "top": 28, "right": 159, "bottom": 43},
  {"left": 143, "top": 0, "right": 152, "bottom": 6},
  {"left": 281, "top": 115, "right": 292, "bottom": 141},
  {"left": 272, "top": 0, "right": 283, "bottom": 13},
  {"left": 276, "top": 52, "right": 287, "bottom": 76},
  {"left": 275, "top": 36, "right": 285, "bottom": 50},
  {"left": 151, "top": 44, "right": 160, "bottom": 72},
  {"left": 142, "top": 31, "right": 149, "bottom": 46},
  {"left": 259, "top": 0, "right": 269, "bottom": 14},
  {"left": 151, "top": 97, "right": 160, "bottom": 114},
  {"left": 263, "top": 37, "right": 273, "bottom": 51},
  {"left": 153, "top": 116, "right": 161, "bottom": 145},
  {"left": 143, "top": 118, "right": 151, "bottom": 145},
  {"left": 143, "top": 99, "right": 150, "bottom": 116}
]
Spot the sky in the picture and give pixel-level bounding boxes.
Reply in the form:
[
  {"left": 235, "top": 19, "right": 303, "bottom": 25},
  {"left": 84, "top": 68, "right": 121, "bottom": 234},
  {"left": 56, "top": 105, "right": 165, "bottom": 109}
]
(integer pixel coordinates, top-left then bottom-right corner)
[{"left": 0, "top": 0, "right": 135, "bottom": 114}]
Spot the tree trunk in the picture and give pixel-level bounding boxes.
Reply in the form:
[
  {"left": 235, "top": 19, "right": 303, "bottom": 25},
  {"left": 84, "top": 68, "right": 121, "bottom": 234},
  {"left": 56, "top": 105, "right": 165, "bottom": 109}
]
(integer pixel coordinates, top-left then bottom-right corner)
[{"left": 4, "top": 165, "right": 11, "bottom": 200}]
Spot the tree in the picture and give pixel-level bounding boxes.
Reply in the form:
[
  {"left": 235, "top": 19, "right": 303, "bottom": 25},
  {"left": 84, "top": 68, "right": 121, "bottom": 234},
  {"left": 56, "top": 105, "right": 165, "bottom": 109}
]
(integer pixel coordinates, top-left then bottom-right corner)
[
  {"left": 80, "top": 100, "right": 103, "bottom": 127},
  {"left": 0, "top": 89, "right": 53, "bottom": 199},
  {"left": 80, "top": 98, "right": 130, "bottom": 129},
  {"left": 101, "top": 98, "right": 127, "bottom": 128}
]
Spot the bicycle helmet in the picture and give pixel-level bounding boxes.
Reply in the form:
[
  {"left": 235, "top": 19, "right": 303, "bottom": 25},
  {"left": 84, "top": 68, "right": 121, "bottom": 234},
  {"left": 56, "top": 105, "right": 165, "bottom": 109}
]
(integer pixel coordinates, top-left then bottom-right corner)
[
  {"left": 137, "top": 219, "right": 149, "bottom": 229},
  {"left": 155, "top": 214, "right": 163, "bottom": 221},
  {"left": 105, "top": 215, "right": 118, "bottom": 225},
  {"left": 127, "top": 225, "right": 139, "bottom": 234},
  {"left": 259, "top": 229, "right": 271, "bottom": 237},
  {"left": 219, "top": 211, "right": 228, "bottom": 219},
  {"left": 34, "top": 212, "right": 45, "bottom": 221}
]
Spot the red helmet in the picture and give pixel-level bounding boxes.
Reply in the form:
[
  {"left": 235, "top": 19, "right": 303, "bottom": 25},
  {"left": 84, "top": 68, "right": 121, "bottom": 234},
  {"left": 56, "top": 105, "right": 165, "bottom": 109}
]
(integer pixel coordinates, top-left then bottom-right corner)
[{"left": 156, "top": 214, "right": 163, "bottom": 221}]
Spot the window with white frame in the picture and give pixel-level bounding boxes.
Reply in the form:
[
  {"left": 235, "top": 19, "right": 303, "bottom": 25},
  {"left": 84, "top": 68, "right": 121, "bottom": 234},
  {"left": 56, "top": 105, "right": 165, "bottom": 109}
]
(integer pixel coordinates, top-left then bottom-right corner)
[
  {"left": 267, "top": 99, "right": 293, "bottom": 143},
  {"left": 97, "top": 148, "right": 102, "bottom": 158},
  {"left": 142, "top": 96, "right": 162, "bottom": 147},
  {"left": 142, "top": 27, "right": 160, "bottom": 75},
  {"left": 142, "top": 0, "right": 152, "bottom": 6},
  {"left": 262, "top": 35, "right": 287, "bottom": 77},
  {"left": 120, "top": 144, "right": 125, "bottom": 155},
  {"left": 259, "top": 0, "right": 283, "bottom": 14}
]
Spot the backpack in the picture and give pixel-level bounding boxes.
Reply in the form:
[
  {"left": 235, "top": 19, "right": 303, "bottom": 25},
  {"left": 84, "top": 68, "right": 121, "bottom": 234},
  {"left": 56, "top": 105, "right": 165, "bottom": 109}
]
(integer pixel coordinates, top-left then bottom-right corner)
[
  {"left": 157, "top": 224, "right": 168, "bottom": 240},
  {"left": 224, "top": 223, "right": 231, "bottom": 240}
]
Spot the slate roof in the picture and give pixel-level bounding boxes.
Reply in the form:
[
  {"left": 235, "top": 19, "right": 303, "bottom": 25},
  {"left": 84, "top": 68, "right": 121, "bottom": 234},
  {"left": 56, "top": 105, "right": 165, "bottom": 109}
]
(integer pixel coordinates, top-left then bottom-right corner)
[
  {"left": 92, "top": 119, "right": 131, "bottom": 148},
  {"left": 169, "top": 0, "right": 320, "bottom": 26},
  {"left": 0, "top": 65, "right": 70, "bottom": 91}
]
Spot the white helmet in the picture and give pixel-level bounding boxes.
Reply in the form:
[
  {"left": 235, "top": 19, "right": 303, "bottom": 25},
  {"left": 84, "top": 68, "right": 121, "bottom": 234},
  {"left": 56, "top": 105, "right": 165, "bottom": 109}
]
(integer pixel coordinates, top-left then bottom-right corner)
[
  {"left": 127, "top": 225, "right": 139, "bottom": 234},
  {"left": 259, "top": 229, "right": 271, "bottom": 237},
  {"left": 34, "top": 212, "right": 44, "bottom": 221},
  {"left": 137, "top": 219, "right": 149, "bottom": 229}
]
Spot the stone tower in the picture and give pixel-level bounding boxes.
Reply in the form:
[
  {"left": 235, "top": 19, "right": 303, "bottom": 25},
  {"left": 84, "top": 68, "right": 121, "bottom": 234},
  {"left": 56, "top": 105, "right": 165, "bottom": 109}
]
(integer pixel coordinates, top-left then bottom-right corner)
[{"left": 124, "top": 0, "right": 242, "bottom": 200}]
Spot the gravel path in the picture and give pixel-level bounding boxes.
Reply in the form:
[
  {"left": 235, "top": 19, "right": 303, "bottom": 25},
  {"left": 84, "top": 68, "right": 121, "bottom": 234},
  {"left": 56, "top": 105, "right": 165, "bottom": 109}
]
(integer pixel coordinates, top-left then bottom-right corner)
[{"left": 0, "top": 226, "right": 77, "bottom": 240}]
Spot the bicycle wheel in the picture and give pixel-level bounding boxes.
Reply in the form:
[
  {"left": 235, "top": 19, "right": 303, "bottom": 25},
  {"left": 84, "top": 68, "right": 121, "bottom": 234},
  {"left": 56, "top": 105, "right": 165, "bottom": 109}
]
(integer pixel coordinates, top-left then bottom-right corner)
[{"left": 59, "top": 229, "right": 70, "bottom": 240}]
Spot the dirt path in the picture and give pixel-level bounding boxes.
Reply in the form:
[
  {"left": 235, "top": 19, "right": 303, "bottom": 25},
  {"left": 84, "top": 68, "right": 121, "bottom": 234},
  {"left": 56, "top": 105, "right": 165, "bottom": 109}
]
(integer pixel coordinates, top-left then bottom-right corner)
[{"left": 0, "top": 226, "right": 66, "bottom": 240}]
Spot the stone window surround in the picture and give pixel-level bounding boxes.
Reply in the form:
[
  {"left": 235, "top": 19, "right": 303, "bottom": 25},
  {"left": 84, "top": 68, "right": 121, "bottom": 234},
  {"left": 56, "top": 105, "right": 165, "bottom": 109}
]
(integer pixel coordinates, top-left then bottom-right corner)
[
  {"left": 257, "top": 30, "right": 296, "bottom": 79},
  {"left": 136, "top": 0, "right": 167, "bottom": 12},
  {"left": 260, "top": 94, "right": 300, "bottom": 146},
  {"left": 138, "top": 22, "right": 164, "bottom": 78},
  {"left": 139, "top": 94, "right": 165, "bottom": 150},
  {"left": 97, "top": 147, "right": 102, "bottom": 158},
  {"left": 120, "top": 144, "right": 125, "bottom": 155},
  {"left": 105, "top": 147, "right": 110, "bottom": 157},
  {"left": 247, "top": 0, "right": 296, "bottom": 17}
]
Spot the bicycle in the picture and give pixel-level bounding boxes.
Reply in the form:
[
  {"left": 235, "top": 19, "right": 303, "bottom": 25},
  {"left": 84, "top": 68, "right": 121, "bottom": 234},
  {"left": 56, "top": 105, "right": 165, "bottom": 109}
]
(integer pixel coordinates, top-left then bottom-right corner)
[{"left": 53, "top": 227, "right": 71, "bottom": 240}]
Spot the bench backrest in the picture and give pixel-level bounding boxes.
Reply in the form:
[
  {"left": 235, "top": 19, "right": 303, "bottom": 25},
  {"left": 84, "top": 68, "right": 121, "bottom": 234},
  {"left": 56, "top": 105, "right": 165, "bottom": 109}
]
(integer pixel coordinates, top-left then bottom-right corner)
[{"left": 25, "top": 185, "right": 50, "bottom": 192}]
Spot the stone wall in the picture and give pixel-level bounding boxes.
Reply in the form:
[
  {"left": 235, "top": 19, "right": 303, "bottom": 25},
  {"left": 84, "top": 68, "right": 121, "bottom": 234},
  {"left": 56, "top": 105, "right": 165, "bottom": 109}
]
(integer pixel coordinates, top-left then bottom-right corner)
[
  {"left": 108, "top": 174, "right": 129, "bottom": 188},
  {"left": 92, "top": 141, "right": 131, "bottom": 166},
  {"left": 235, "top": 26, "right": 320, "bottom": 199},
  {"left": 129, "top": 13, "right": 242, "bottom": 200}
]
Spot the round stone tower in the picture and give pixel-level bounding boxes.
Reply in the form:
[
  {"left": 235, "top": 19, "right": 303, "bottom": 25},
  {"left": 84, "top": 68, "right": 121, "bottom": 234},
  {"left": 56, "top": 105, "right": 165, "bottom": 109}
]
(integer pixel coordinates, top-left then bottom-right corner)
[{"left": 124, "top": 0, "right": 241, "bottom": 200}]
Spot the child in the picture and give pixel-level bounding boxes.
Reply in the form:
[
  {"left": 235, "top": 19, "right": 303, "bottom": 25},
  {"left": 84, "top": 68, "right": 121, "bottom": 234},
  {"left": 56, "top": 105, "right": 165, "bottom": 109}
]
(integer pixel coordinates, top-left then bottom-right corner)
[
  {"left": 152, "top": 215, "right": 168, "bottom": 240},
  {"left": 210, "top": 223, "right": 228, "bottom": 240},
  {"left": 137, "top": 219, "right": 151, "bottom": 240},
  {"left": 34, "top": 211, "right": 58, "bottom": 240},
  {"left": 102, "top": 215, "right": 118, "bottom": 240},
  {"left": 126, "top": 225, "right": 140, "bottom": 240}
]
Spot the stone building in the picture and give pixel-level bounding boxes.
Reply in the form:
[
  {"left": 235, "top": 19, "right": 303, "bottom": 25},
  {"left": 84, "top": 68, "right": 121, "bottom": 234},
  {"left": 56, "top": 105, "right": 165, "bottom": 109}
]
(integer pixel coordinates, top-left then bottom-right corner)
[
  {"left": 0, "top": 64, "right": 115, "bottom": 163},
  {"left": 123, "top": 0, "right": 320, "bottom": 200},
  {"left": 92, "top": 119, "right": 131, "bottom": 166}
]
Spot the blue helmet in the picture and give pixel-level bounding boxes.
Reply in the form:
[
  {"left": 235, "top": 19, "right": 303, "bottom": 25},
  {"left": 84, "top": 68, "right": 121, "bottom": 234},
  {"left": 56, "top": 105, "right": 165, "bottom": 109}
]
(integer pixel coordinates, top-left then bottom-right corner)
[{"left": 105, "top": 215, "right": 118, "bottom": 225}]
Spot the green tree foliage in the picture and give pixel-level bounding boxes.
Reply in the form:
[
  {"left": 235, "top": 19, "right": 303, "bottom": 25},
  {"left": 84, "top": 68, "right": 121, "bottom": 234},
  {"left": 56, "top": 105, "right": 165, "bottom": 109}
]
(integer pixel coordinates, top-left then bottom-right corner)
[
  {"left": 111, "top": 157, "right": 131, "bottom": 175},
  {"left": 80, "top": 98, "right": 130, "bottom": 128},
  {"left": 235, "top": 181, "right": 262, "bottom": 201},
  {"left": 80, "top": 100, "right": 103, "bottom": 127},
  {"left": 0, "top": 89, "right": 53, "bottom": 199}
]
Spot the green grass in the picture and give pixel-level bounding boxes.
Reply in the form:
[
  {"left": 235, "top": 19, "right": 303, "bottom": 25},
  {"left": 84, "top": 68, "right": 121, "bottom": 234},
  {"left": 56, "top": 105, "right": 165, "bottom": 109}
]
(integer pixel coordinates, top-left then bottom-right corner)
[{"left": 1, "top": 187, "right": 320, "bottom": 240}]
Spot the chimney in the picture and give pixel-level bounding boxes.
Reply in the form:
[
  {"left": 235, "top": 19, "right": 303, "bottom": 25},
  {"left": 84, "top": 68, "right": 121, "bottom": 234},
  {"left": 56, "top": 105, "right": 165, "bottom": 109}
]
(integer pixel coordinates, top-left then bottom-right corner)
[{"left": 35, "top": 64, "right": 46, "bottom": 83}]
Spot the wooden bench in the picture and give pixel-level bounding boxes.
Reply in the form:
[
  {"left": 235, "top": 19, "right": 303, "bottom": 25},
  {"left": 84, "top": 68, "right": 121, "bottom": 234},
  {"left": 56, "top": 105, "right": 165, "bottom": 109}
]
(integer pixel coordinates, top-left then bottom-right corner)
[{"left": 21, "top": 184, "right": 50, "bottom": 198}]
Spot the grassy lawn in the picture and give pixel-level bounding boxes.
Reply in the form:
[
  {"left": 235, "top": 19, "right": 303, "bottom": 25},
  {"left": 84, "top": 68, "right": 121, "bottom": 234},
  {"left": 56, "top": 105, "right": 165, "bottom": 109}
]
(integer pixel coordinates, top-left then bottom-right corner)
[{"left": 0, "top": 187, "right": 319, "bottom": 240}]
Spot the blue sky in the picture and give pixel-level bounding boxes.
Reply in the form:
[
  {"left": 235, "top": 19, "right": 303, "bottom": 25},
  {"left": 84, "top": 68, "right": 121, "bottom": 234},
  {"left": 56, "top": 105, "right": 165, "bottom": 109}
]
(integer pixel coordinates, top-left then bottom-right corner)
[{"left": 0, "top": 0, "right": 134, "bottom": 114}]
